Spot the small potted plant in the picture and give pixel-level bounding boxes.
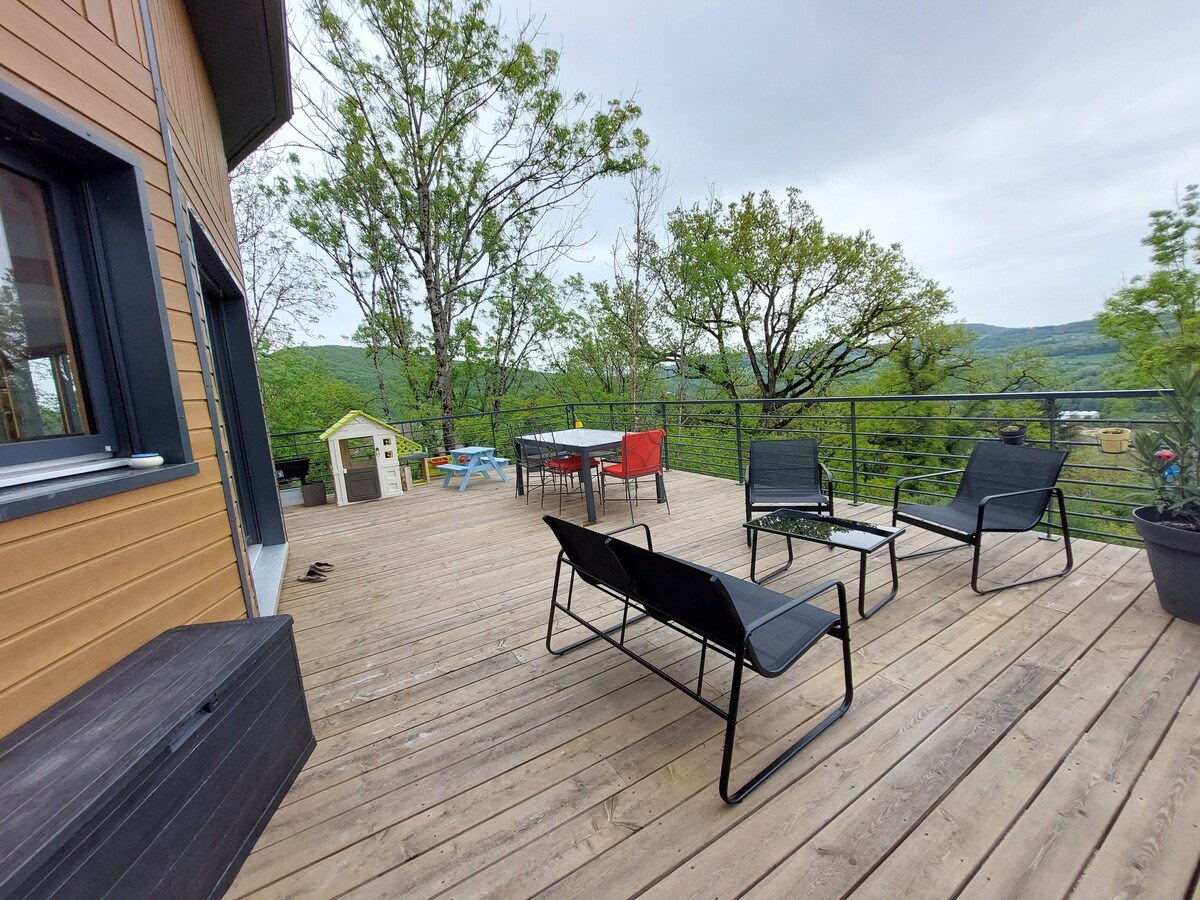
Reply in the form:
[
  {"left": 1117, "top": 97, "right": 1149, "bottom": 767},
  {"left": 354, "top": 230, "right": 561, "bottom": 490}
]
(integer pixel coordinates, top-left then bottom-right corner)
[
  {"left": 1130, "top": 365, "right": 1200, "bottom": 623},
  {"left": 998, "top": 423, "right": 1027, "bottom": 445}
]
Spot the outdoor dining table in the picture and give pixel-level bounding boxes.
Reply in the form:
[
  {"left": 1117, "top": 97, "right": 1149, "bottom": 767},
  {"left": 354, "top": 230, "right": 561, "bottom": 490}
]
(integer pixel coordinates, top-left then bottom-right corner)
[{"left": 514, "top": 429, "right": 667, "bottom": 523}]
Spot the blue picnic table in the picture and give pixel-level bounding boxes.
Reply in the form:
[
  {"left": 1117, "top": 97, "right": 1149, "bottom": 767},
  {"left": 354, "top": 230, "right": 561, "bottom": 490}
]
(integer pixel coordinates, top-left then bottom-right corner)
[{"left": 438, "top": 446, "right": 509, "bottom": 491}]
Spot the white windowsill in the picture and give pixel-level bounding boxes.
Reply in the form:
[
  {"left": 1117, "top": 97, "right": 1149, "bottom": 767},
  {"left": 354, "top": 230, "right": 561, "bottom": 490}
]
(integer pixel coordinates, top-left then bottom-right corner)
[{"left": 0, "top": 453, "right": 133, "bottom": 489}]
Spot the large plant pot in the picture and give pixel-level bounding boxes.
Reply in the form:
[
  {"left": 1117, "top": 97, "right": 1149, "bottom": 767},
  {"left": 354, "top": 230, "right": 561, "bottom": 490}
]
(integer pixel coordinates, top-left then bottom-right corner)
[
  {"left": 1098, "top": 427, "right": 1132, "bottom": 453},
  {"left": 1134, "top": 506, "right": 1200, "bottom": 624}
]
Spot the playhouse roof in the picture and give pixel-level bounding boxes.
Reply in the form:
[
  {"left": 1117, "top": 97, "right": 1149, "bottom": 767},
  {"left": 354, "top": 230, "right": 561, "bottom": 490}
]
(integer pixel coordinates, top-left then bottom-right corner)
[{"left": 319, "top": 415, "right": 427, "bottom": 458}]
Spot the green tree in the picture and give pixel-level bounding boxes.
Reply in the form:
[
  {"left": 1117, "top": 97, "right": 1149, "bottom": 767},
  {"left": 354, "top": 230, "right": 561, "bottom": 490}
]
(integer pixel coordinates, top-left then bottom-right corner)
[
  {"left": 1097, "top": 183, "right": 1200, "bottom": 385},
  {"left": 286, "top": 153, "right": 415, "bottom": 420},
  {"left": 297, "top": 0, "right": 646, "bottom": 446},
  {"left": 258, "top": 349, "right": 373, "bottom": 433},
  {"left": 475, "top": 260, "right": 570, "bottom": 411},
  {"left": 661, "top": 188, "right": 952, "bottom": 421},
  {"left": 230, "top": 150, "right": 332, "bottom": 353}
]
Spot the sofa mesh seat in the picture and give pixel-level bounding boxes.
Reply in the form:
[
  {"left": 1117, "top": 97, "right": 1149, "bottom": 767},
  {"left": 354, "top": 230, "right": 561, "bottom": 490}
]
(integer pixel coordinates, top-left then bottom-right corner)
[
  {"left": 892, "top": 441, "right": 1074, "bottom": 594},
  {"left": 712, "top": 573, "right": 840, "bottom": 675}
]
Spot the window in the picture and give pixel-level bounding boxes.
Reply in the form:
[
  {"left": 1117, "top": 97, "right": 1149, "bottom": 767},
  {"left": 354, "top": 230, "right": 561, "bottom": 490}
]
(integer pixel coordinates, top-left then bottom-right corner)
[
  {"left": 0, "top": 83, "right": 196, "bottom": 517},
  {"left": 0, "top": 157, "right": 116, "bottom": 464}
]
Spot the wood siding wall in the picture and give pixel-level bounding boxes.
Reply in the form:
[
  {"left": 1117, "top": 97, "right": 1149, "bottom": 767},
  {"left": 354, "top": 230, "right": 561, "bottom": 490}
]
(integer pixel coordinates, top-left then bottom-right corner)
[{"left": 0, "top": 0, "right": 252, "bottom": 738}]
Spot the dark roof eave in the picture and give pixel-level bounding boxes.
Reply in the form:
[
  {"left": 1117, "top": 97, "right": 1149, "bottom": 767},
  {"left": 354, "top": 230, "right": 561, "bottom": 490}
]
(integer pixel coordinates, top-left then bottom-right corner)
[{"left": 182, "top": 0, "right": 292, "bottom": 171}]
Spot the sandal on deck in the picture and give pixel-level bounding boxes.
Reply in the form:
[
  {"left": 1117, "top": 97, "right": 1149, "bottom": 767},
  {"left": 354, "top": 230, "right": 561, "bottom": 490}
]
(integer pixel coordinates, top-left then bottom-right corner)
[
  {"left": 311, "top": 561, "right": 336, "bottom": 572},
  {"left": 296, "top": 568, "right": 327, "bottom": 583}
]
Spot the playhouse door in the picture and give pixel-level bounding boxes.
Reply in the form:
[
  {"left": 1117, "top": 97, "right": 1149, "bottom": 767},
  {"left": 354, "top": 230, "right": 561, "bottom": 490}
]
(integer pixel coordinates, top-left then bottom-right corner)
[{"left": 345, "top": 467, "right": 382, "bottom": 502}]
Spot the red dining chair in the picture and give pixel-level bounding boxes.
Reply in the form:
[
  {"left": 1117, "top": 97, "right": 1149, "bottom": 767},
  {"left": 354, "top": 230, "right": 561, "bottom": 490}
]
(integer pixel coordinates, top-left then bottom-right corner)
[{"left": 600, "top": 429, "right": 670, "bottom": 522}]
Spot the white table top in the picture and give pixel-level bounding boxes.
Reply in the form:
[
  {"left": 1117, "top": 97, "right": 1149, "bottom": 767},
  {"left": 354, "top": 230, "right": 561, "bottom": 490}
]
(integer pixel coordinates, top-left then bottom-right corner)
[{"left": 517, "top": 429, "right": 626, "bottom": 451}]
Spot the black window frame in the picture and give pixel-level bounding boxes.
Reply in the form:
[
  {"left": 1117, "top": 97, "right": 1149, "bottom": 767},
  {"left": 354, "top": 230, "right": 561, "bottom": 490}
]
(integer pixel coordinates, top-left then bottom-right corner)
[
  {"left": 0, "top": 81, "right": 197, "bottom": 520},
  {"left": 0, "top": 147, "right": 125, "bottom": 465}
]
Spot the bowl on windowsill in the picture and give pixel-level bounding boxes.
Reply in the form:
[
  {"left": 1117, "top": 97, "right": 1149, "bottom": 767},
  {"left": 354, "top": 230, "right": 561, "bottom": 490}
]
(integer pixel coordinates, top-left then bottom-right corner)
[{"left": 127, "top": 453, "right": 164, "bottom": 469}]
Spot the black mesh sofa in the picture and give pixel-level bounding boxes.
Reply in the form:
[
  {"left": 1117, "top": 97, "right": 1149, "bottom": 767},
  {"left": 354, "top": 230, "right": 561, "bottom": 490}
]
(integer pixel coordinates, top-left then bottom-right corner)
[{"left": 542, "top": 515, "right": 853, "bottom": 804}]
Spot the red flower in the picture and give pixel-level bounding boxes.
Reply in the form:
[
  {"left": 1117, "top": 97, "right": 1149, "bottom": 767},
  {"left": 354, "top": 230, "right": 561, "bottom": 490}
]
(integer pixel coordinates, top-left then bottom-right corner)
[{"left": 1155, "top": 448, "right": 1177, "bottom": 462}]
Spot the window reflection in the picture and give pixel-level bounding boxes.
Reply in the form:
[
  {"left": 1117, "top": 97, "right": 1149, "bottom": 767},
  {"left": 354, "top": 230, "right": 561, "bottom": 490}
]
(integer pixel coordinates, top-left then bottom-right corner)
[{"left": 0, "top": 165, "right": 91, "bottom": 443}]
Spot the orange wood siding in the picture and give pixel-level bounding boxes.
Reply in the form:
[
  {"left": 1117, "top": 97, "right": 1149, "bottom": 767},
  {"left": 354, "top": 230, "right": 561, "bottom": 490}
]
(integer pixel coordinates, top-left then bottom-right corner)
[
  {"left": 146, "top": 0, "right": 244, "bottom": 283},
  {"left": 0, "top": 0, "right": 252, "bottom": 738}
]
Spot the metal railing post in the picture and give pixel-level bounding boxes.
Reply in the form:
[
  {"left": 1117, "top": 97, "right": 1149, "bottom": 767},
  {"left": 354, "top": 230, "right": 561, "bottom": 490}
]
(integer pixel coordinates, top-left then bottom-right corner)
[
  {"left": 567, "top": 404, "right": 576, "bottom": 429},
  {"left": 661, "top": 401, "right": 669, "bottom": 469},
  {"left": 735, "top": 402, "right": 744, "bottom": 484},
  {"left": 609, "top": 403, "right": 615, "bottom": 430},
  {"left": 490, "top": 411, "right": 498, "bottom": 449},
  {"left": 1044, "top": 397, "right": 1058, "bottom": 539},
  {"left": 850, "top": 400, "right": 860, "bottom": 506}
]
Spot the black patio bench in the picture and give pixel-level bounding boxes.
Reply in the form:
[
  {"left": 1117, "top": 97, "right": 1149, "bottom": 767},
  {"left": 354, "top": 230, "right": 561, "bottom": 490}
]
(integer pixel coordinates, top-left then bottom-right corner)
[{"left": 542, "top": 515, "right": 853, "bottom": 804}]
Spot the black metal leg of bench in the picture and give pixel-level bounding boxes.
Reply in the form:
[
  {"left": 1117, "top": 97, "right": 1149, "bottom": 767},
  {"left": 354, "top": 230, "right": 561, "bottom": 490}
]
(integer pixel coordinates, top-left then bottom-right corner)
[
  {"left": 859, "top": 543, "right": 901, "bottom": 618},
  {"left": 719, "top": 588, "right": 855, "bottom": 805},
  {"left": 546, "top": 559, "right": 646, "bottom": 655},
  {"left": 749, "top": 532, "right": 794, "bottom": 585}
]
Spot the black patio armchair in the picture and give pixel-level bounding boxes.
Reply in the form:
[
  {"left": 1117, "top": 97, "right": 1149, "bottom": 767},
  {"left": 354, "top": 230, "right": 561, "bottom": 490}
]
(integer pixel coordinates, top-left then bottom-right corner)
[
  {"left": 891, "top": 441, "right": 1073, "bottom": 594},
  {"left": 745, "top": 439, "right": 834, "bottom": 545}
]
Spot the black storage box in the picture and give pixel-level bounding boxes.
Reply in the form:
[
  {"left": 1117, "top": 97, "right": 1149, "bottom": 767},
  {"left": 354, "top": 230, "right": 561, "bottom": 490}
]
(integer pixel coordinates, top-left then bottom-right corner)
[{"left": 0, "top": 616, "right": 314, "bottom": 900}]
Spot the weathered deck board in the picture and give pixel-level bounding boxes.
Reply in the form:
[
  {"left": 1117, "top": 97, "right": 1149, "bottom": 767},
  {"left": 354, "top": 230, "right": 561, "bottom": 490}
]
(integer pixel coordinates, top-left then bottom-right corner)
[{"left": 228, "top": 469, "right": 1197, "bottom": 899}]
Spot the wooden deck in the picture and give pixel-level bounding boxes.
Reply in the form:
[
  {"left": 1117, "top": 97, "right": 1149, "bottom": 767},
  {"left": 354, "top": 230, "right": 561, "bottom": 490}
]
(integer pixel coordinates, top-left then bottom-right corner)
[{"left": 230, "top": 470, "right": 1200, "bottom": 900}]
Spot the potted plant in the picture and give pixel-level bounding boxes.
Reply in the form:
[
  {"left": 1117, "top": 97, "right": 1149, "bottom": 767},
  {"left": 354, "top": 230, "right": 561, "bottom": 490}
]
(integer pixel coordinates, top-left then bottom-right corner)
[
  {"left": 998, "top": 423, "right": 1027, "bottom": 445},
  {"left": 1098, "top": 427, "right": 1133, "bottom": 453},
  {"left": 1130, "top": 365, "right": 1200, "bottom": 623}
]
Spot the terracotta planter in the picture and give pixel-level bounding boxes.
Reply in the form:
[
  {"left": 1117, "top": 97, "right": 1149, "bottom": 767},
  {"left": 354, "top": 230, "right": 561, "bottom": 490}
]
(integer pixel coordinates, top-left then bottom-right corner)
[
  {"left": 1134, "top": 506, "right": 1200, "bottom": 624},
  {"left": 1098, "top": 427, "right": 1132, "bottom": 453}
]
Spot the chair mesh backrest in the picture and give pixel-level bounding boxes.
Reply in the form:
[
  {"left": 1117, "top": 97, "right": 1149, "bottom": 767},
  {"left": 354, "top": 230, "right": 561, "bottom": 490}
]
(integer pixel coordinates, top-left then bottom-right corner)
[
  {"left": 620, "top": 430, "right": 665, "bottom": 476},
  {"left": 543, "top": 516, "right": 630, "bottom": 593},
  {"left": 955, "top": 442, "right": 1068, "bottom": 528},
  {"left": 749, "top": 439, "right": 820, "bottom": 490},
  {"left": 606, "top": 540, "right": 743, "bottom": 648},
  {"left": 518, "top": 437, "right": 552, "bottom": 468}
]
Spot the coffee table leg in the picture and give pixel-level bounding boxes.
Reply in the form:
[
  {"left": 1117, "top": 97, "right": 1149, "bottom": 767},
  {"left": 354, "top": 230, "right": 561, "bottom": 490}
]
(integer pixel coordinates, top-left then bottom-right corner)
[
  {"left": 859, "top": 542, "right": 901, "bottom": 618},
  {"left": 749, "top": 532, "right": 795, "bottom": 585}
]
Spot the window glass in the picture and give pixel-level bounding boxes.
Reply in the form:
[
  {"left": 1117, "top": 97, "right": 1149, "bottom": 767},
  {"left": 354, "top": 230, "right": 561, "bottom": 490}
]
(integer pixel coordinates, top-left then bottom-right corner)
[{"left": 0, "top": 164, "right": 91, "bottom": 443}]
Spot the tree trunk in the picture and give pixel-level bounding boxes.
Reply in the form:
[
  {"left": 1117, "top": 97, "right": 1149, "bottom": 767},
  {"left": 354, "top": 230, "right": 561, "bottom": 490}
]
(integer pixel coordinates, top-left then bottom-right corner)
[
  {"left": 370, "top": 346, "right": 393, "bottom": 420},
  {"left": 428, "top": 284, "right": 457, "bottom": 450}
]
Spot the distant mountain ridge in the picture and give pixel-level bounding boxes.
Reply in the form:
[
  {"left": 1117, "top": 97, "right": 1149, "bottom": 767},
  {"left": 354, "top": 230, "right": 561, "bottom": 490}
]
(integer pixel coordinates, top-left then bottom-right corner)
[
  {"left": 964, "top": 319, "right": 1119, "bottom": 378},
  {"left": 285, "top": 318, "right": 1120, "bottom": 406}
]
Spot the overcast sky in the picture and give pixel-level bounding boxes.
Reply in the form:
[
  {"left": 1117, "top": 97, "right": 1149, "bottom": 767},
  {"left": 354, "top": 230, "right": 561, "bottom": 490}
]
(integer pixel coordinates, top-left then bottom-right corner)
[{"left": 299, "top": 0, "right": 1200, "bottom": 340}]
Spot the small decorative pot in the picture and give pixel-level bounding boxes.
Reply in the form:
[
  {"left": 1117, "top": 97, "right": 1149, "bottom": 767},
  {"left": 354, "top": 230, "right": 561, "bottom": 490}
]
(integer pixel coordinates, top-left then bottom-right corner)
[
  {"left": 1098, "top": 427, "right": 1132, "bottom": 453},
  {"left": 1134, "top": 506, "right": 1200, "bottom": 624}
]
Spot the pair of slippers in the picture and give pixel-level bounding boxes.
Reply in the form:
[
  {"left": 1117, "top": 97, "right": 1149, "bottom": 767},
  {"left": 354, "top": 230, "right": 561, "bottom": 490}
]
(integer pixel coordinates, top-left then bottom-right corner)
[{"left": 296, "top": 561, "right": 336, "bottom": 583}]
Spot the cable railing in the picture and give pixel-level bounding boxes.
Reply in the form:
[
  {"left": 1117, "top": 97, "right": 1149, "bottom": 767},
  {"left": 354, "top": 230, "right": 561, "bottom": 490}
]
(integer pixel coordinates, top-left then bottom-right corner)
[{"left": 270, "top": 388, "right": 1166, "bottom": 545}]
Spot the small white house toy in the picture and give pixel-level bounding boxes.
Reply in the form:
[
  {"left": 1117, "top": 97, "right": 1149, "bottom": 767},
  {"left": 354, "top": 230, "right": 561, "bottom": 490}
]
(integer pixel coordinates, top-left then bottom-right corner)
[{"left": 320, "top": 411, "right": 425, "bottom": 506}]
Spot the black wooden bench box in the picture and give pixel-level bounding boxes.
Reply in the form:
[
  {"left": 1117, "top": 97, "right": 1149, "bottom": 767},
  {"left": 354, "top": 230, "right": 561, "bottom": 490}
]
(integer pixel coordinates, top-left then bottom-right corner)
[
  {"left": 542, "top": 515, "right": 853, "bottom": 804},
  {"left": 0, "top": 616, "right": 314, "bottom": 900}
]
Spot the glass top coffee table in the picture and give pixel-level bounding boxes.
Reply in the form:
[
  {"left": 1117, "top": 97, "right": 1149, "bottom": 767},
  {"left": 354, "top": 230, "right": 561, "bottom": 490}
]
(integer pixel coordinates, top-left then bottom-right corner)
[{"left": 744, "top": 510, "right": 905, "bottom": 618}]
